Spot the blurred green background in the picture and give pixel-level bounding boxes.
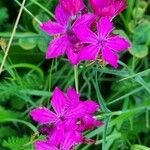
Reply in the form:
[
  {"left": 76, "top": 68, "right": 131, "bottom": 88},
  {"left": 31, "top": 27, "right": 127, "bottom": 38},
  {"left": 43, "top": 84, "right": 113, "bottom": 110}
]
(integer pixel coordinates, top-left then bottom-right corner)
[{"left": 0, "top": 0, "right": 150, "bottom": 150}]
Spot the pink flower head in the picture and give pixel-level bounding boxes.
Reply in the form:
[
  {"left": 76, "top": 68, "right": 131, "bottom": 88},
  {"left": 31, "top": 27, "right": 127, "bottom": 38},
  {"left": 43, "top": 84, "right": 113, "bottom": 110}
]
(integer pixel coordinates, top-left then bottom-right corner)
[
  {"left": 30, "top": 87, "right": 100, "bottom": 128},
  {"left": 40, "top": 4, "right": 95, "bottom": 65},
  {"left": 35, "top": 130, "right": 82, "bottom": 150},
  {"left": 89, "top": 0, "right": 127, "bottom": 18},
  {"left": 60, "top": 0, "right": 85, "bottom": 16},
  {"left": 30, "top": 87, "right": 102, "bottom": 149},
  {"left": 75, "top": 17, "right": 130, "bottom": 68}
]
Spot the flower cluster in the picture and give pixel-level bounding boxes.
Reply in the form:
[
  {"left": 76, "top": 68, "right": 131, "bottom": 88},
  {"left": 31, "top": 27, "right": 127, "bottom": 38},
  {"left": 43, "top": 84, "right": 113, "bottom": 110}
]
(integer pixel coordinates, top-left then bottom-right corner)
[
  {"left": 30, "top": 1, "right": 131, "bottom": 149},
  {"left": 30, "top": 87, "right": 102, "bottom": 150},
  {"left": 40, "top": 0, "right": 130, "bottom": 68}
]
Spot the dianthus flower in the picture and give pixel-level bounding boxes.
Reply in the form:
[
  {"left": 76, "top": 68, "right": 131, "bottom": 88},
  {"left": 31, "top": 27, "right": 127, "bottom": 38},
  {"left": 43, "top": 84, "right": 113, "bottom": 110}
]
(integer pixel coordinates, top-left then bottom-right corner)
[
  {"left": 40, "top": 4, "right": 95, "bottom": 65},
  {"left": 75, "top": 17, "right": 130, "bottom": 68},
  {"left": 89, "top": 0, "right": 127, "bottom": 18},
  {"left": 35, "top": 129, "right": 83, "bottom": 150},
  {"left": 60, "top": 0, "right": 85, "bottom": 16},
  {"left": 30, "top": 87, "right": 102, "bottom": 150}
]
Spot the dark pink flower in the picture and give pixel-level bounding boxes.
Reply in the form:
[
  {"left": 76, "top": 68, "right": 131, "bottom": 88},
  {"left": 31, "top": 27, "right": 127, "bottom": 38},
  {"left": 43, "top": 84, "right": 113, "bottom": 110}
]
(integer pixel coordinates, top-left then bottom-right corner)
[
  {"left": 35, "top": 130, "right": 82, "bottom": 150},
  {"left": 89, "top": 0, "right": 127, "bottom": 18},
  {"left": 75, "top": 17, "right": 130, "bottom": 68},
  {"left": 30, "top": 87, "right": 100, "bottom": 127},
  {"left": 30, "top": 87, "right": 102, "bottom": 149},
  {"left": 60, "top": 0, "right": 85, "bottom": 16},
  {"left": 40, "top": 4, "right": 95, "bottom": 65},
  {"left": 35, "top": 141, "right": 58, "bottom": 150},
  {"left": 65, "top": 87, "right": 102, "bottom": 131},
  {"left": 78, "top": 114, "right": 103, "bottom": 131}
]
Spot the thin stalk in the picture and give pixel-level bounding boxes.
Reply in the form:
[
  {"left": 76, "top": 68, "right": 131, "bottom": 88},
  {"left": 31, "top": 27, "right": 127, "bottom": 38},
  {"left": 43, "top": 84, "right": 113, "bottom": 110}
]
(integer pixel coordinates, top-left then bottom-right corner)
[
  {"left": 14, "top": 0, "right": 41, "bottom": 24},
  {"left": 132, "top": 56, "right": 136, "bottom": 71},
  {"left": 93, "top": 70, "right": 110, "bottom": 150},
  {"left": 0, "top": 0, "right": 27, "bottom": 74},
  {"left": 31, "top": 0, "right": 54, "bottom": 18},
  {"left": 74, "top": 65, "right": 79, "bottom": 93},
  {"left": 102, "top": 116, "right": 111, "bottom": 150},
  {"left": 119, "top": 14, "right": 131, "bottom": 34},
  {"left": 96, "top": 105, "right": 149, "bottom": 119},
  {"left": 146, "top": 109, "right": 149, "bottom": 128},
  {"left": 94, "top": 71, "right": 110, "bottom": 112},
  {"left": 133, "top": 0, "right": 140, "bottom": 27}
]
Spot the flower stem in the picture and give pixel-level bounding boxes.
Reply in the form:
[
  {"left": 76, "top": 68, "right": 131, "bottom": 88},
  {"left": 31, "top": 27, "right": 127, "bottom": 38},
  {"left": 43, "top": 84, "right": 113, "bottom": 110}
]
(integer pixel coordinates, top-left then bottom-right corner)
[
  {"left": 93, "top": 70, "right": 111, "bottom": 150},
  {"left": 94, "top": 70, "right": 110, "bottom": 112},
  {"left": 0, "top": 0, "right": 27, "bottom": 74},
  {"left": 31, "top": 0, "right": 54, "bottom": 18},
  {"left": 14, "top": 0, "right": 41, "bottom": 24},
  {"left": 102, "top": 116, "right": 111, "bottom": 150},
  {"left": 146, "top": 108, "right": 149, "bottom": 128},
  {"left": 74, "top": 65, "right": 79, "bottom": 93}
]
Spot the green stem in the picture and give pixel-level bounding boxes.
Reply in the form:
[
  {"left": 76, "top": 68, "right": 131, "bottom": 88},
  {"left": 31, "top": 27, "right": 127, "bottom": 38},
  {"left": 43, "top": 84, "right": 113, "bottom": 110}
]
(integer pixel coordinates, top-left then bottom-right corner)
[
  {"left": 31, "top": 0, "right": 54, "bottom": 18},
  {"left": 0, "top": 0, "right": 27, "bottom": 74},
  {"left": 3, "top": 119, "right": 37, "bottom": 132},
  {"left": 74, "top": 65, "right": 79, "bottom": 93},
  {"left": 102, "top": 116, "right": 111, "bottom": 150},
  {"left": 94, "top": 70, "right": 110, "bottom": 150},
  {"left": 94, "top": 71, "right": 110, "bottom": 112},
  {"left": 96, "top": 105, "right": 149, "bottom": 119},
  {"left": 14, "top": 0, "right": 41, "bottom": 24},
  {"left": 146, "top": 109, "right": 149, "bottom": 128}
]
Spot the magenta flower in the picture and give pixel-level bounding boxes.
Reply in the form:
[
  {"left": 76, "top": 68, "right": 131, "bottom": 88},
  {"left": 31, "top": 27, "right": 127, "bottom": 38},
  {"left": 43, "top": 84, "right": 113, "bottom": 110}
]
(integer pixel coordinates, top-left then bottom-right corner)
[
  {"left": 75, "top": 17, "right": 130, "bottom": 68},
  {"left": 30, "top": 87, "right": 102, "bottom": 149},
  {"left": 60, "top": 0, "right": 85, "bottom": 16},
  {"left": 30, "top": 87, "right": 100, "bottom": 128},
  {"left": 35, "top": 130, "right": 82, "bottom": 150},
  {"left": 78, "top": 114, "right": 103, "bottom": 131},
  {"left": 66, "top": 87, "right": 102, "bottom": 131},
  {"left": 40, "top": 4, "right": 95, "bottom": 65},
  {"left": 35, "top": 141, "right": 58, "bottom": 150},
  {"left": 89, "top": 0, "right": 127, "bottom": 18}
]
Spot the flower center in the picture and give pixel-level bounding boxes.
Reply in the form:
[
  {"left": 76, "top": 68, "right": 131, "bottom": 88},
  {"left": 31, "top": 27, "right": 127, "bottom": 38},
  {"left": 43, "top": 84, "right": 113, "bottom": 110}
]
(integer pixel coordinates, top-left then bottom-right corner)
[
  {"left": 97, "top": 38, "right": 105, "bottom": 48},
  {"left": 67, "top": 29, "right": 79, "bottom": 44},
  {"left": 59, "top": 115, "right": 65, "bottom": 121},
  {"left": 66, "top": 29, "right": 83, "bottom": 53}
]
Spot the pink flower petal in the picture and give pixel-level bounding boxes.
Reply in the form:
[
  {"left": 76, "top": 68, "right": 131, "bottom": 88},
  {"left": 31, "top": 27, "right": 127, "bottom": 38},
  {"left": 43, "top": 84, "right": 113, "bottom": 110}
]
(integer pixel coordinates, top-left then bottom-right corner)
[
  {"left": 79, "top": 115, "right": 103, "bottom": 131},
  {"left": 48, "top": 127, "right": 64, "bottom": 146},
  {"left": 60, "top": 0, "right": 85, "bottom": 16},
  {"left": 55, "top": 4, "right": 70, "bottom": 26},
  {"left": 106, "top": 35, "right": 131, "bottom": 52},
  {"left": 61, "top": 131, "right": 83, "bottom": 150},
  {"left": 89, "top": 0, "right": 127, "bottom": 18},
  {"left": 97, "top": 17, "right": 113, "bottom": 39},
  {"left": 79, "top": 45, "right": 99, "bottom": 61},
  {"left": 89, "top": 0, "right": 107, "bottom": 13},
  {"left": 67, "top": 87, "right": 80, "bottom": 106},
  {"left": 82, "top": 101, "right": 99, "bottom": 113},
  {"left": 66, "top": 102, "right": 87, "bottom": 118},
  {"left": 40, "top": 21, "right": 65, "bottom": 36},
  {"left": 111, "top": 0, "right": 127, "bottom": 17},
  {"left": 89, "top": 0, "right": 113, "bottom": 16},
  {"left": 46, "top": 36, "right": 68, "bottom": 59},
  {"left": 100, "top": 5, "right": 116, "bottom": 17},
  {"left": 30, "top": 108, "right": 57, "bottom": 124},
  {"left": 75, "top": 28, "right": 97, "bottom": 44},
  {"left": 62, "top": 119, "right": 77, "bottom": 129},
  {"left": 66, "top": 46, "right": 79, "bottom": 65},
  {"left": 51, "top": 87, "right": 67, "bottom": 115},
  {"left": 35, "top": 141, "right": 58, "bottom": 150},
  {"left": 72, "top": 13, "right": 96, "bottom": 31},
  {"left": 102, "top": 46, "right": 118, "bottom": 68}
]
